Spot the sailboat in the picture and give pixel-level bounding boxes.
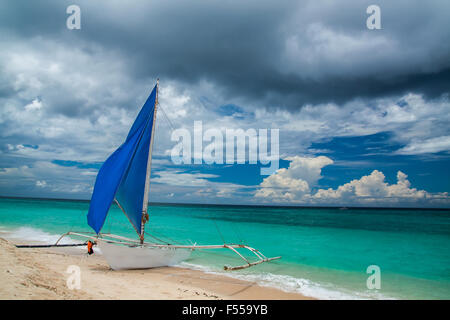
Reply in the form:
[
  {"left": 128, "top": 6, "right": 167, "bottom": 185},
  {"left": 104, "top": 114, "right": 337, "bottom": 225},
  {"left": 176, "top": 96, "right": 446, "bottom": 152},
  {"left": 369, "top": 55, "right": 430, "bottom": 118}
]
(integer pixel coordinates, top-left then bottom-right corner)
[{"left": 56, "top": 80, "right": 281, "bottom": 270}]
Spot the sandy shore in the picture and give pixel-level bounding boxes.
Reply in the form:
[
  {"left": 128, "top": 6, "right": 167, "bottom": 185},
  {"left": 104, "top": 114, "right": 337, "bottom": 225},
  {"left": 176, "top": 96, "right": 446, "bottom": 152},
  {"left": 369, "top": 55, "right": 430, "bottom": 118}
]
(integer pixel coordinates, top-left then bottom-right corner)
[{"left": 0, "top": 237, "right": 312, "bottom": 300}]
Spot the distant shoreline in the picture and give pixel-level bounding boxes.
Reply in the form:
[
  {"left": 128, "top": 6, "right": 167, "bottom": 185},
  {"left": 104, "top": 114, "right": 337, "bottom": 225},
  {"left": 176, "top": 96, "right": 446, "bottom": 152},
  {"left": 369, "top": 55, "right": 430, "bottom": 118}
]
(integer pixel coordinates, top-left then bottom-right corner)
[{"left": 1, "top": 195, "right": 449, "bottom": 211}]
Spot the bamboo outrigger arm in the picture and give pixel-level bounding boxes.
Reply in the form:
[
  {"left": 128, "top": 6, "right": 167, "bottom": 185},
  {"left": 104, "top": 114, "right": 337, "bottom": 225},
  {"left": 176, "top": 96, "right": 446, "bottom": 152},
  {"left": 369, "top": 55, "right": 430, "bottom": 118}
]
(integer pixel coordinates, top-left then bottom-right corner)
[
  {"left": 55, "top": 231, "right": 281, "bottom": 271},
  {"left": 223, "top": 244, "right": 281, "bottom": 271}
]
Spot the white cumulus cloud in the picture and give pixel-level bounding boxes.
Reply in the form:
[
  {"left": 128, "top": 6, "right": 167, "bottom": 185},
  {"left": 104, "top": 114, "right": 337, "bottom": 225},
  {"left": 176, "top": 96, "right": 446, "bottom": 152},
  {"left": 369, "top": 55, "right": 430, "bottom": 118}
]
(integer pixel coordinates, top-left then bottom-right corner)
[
  {"left": 255, "top": 156, "right": 333, "bottom": 202},
  {"left": 35, "top": 180, "right": 47, "bottom": 187},
  {"left": 255, "top": 156, "right": 450, "bottom": 206}
]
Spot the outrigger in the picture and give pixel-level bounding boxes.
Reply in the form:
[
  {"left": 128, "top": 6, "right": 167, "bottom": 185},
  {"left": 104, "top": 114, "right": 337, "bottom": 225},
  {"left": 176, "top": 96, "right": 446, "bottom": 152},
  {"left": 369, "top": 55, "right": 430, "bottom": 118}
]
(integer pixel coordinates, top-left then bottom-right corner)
[{"left": 55, "top": 232, "right": 280, "bottom": 271}]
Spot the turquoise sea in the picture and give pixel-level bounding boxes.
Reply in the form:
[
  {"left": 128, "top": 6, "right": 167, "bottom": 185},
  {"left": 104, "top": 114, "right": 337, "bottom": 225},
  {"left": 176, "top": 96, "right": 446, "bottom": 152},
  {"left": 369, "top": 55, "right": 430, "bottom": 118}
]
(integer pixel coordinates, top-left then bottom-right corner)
[{"left": 0, "top": 197, "right": 449, "bottom": 299}]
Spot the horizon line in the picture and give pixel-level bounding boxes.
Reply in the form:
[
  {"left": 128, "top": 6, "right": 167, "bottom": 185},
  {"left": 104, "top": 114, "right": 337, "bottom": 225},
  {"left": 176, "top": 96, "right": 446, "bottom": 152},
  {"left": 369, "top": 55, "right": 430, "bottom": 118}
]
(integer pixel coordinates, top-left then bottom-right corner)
[{"left": 1, "top": 195, "right": 449, "bottom": 211}]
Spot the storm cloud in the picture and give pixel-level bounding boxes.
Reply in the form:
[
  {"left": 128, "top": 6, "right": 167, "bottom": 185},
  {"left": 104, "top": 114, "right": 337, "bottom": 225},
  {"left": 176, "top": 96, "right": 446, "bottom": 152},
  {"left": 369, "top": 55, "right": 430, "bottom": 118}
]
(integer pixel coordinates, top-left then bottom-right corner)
[{"left": 1, "top": 0, "right": 449, "bottom": 109}]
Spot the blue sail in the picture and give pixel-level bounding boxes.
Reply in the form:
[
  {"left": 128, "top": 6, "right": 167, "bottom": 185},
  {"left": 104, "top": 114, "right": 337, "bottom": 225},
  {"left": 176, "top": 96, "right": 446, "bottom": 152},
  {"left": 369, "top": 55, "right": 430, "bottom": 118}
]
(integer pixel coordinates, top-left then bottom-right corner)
[{"left": 87, "top": 84, "right": 157, "bottom": 235}]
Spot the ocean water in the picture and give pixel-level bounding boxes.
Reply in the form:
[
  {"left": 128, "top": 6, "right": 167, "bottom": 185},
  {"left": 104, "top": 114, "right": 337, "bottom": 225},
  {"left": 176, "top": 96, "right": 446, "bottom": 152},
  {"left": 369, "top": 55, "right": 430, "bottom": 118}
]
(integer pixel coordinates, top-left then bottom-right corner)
[{"left": 0, "top": 197, "right": 449, "bottom": 300}]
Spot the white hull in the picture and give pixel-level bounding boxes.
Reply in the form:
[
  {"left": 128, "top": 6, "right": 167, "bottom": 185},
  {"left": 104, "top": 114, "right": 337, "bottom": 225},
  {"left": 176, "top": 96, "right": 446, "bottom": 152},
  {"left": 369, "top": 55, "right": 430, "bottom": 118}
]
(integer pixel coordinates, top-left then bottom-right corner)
[{"left": 98, "top": 240, "right": 191, "bottom": 270}]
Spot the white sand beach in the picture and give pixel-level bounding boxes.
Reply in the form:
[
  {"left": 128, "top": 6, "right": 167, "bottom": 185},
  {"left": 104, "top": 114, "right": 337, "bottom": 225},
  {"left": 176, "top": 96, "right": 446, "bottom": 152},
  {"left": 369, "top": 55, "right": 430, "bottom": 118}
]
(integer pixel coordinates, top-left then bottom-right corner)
[{"left": 0, "top": 237, "right": 312, "bottom": 300}]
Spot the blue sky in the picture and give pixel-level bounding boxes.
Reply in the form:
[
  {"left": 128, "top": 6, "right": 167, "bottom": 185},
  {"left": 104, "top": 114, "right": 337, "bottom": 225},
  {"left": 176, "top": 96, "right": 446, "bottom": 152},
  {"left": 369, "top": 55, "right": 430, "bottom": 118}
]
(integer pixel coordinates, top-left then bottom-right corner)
[
  {"left": 310, "top": 132, "right": 450, "bottom": 192},
  {"left": 0, "top": 1, "right": 449, "bottom": 207}
]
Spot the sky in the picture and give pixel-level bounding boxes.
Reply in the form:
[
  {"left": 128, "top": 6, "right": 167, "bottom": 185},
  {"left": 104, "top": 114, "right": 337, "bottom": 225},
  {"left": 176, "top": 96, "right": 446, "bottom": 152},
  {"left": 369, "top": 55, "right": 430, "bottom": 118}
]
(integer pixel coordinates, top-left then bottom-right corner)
[{"left": 0, "top": 0, "right": 449, "bottom": 207}]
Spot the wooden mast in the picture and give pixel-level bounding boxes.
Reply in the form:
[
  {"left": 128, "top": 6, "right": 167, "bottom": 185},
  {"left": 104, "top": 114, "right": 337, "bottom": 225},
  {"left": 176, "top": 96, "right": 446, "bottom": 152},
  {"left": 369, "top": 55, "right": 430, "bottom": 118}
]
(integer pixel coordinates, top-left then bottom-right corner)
[{"left": 140, "top": 79, "right": 159, "bottom": 244}]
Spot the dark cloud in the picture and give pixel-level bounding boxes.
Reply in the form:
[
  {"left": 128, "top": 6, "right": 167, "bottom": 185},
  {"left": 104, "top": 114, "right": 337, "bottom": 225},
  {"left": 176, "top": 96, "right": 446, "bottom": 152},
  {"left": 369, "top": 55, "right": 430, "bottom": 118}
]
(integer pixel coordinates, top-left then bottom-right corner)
[{"left": 1, "top": 0, "right": 449, "bottom": 110}]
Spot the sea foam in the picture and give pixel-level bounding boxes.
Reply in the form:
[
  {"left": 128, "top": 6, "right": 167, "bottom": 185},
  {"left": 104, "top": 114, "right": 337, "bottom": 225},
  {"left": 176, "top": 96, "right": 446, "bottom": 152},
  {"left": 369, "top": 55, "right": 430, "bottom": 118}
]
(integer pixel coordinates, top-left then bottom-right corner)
[
  {"left": 0, "top": 225, "right": 88, "bottom": 249},
  {"left": 179, "top": 261, "right": 393, "bottom": 300}
]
